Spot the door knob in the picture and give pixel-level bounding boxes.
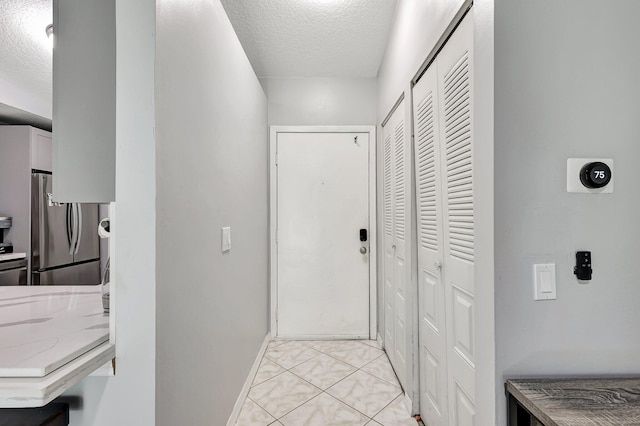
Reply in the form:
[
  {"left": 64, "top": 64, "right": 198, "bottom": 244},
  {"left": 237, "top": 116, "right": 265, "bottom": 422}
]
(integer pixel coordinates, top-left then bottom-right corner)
[
  {"left": 434, "top": 261, "right": 442, "bottom": 269},
  {"left": 360, "top": 247, "right": 367, "bottom": 254}
]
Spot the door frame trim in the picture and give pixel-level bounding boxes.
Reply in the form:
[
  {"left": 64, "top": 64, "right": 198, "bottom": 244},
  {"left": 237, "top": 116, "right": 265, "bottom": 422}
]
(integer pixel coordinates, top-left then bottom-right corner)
[{"left": 269, "top": 125, "right": 377, "bottom": 339}]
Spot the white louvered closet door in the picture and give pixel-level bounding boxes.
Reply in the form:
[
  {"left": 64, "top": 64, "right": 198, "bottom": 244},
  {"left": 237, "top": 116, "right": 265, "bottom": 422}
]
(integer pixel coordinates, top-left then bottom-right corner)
[
  {"left": 438, "top": 14, "right": 475, "bottom": 425},
  {"left": 413, "top": 63, "right": 448, "bottom": 426},
  {"left": 413, "top": 12, "right": 475, "bottom": 426},
  {"left": 383, "top": 117, "right": 396, "bottom": 368},
  {"left": 382, "top": 100, "right": 411, "bottom": 389}
]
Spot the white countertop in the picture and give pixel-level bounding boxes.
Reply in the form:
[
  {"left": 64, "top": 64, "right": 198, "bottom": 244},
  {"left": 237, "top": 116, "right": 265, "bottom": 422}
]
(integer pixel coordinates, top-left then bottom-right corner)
[
  {"left": 0, "top": 285, "right": 114, "bottom": 407},
  {"left": 0, "top": 285, "right": 109, "bottom": 377}
]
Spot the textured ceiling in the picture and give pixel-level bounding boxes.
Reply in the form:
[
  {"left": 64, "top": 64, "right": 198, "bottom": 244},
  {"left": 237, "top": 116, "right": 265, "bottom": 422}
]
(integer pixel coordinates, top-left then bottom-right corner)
[
  {"left": 0, "top": 0, "right": 396, "bottom": 114},
  {"left": 220, "top": 0, "right": 397, "bottom": 78},
  {"left": 0, "top": 0, "right": 52, "bottom": 104}
]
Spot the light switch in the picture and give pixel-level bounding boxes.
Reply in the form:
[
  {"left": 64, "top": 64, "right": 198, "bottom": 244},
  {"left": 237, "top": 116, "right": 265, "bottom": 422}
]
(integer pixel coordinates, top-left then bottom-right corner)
[
  {"left": 540, "top": 271, "right": 553, "bottom": 293},
  {"left": 534, "top": 264, "right": 556, "bottom": 300},
  {"left": 222, "top": 227, "right": 231, "bottom": 252}
]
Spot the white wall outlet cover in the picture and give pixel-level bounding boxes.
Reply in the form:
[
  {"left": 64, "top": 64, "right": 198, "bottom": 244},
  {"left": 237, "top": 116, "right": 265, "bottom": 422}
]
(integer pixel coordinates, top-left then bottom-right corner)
[{"left": 567, "top": 158, "right": 614, "bottom": 193}]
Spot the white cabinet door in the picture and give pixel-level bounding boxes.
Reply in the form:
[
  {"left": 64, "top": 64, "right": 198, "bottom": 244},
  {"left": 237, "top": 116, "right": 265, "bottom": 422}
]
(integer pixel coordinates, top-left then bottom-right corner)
[
  {"left": 413, "top": 12, "right": 475, "bottom": 426},
  {"left": 30, "top": 128, "right": 52, "bottom": 173},
  {"left": 53, "top": 0, "right": 115, "bottom": 202},
  {"left": 383, "top": 124, "right": 397, "bottom": 366},
  {"left": 413, "top": 63, "right": 448, "bottom": 426},
  {"left": 382, "top": 100, "right": 413, "bottom": 392},
  {"left": 438, "top": 14, "right": 475, "bottom": 425}
]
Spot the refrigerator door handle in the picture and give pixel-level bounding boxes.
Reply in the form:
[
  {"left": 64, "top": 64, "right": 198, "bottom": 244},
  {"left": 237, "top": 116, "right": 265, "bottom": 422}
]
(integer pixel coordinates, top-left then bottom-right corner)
[
  {"left": 66, "top": 204, "right": 72, "bottom": 247},
  {"left": 39, "top": 175, "right": 49, "bottom": 254},
  {"left": 74, "top": 203, "right": 83, "bottom": 255},
  {"left": 69, "top": 203, "right": 78, "bottom": 256}
]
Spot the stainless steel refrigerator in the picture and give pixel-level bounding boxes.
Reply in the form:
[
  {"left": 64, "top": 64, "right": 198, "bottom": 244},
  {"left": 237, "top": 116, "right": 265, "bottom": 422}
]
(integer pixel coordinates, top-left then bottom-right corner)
[{"left": 31, "top": 171, "right": 100, "bottom": 285}]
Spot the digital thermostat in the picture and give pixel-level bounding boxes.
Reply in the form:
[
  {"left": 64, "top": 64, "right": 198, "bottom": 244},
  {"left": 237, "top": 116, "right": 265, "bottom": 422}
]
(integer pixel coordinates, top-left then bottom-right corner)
[{"left": 567, "top": 158, "right": 614, "bottom": 193}]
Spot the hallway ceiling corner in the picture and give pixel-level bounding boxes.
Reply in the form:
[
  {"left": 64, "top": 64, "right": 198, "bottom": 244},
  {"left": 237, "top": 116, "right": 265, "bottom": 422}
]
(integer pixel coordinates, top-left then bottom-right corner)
[{"left": 220, "top": 0, "right": 398, "bottom": 78}]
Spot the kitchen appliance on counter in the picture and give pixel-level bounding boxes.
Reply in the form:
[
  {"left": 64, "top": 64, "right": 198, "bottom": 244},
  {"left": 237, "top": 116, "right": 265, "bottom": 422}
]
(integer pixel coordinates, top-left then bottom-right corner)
[
  {"left": 0, "top": 217, "right": 13, "bottom": 254},
  {"left": 98, "top": 217, "right": 110, "bottom": 313},
  {"left": 0, "top": 254, "right": 27, "bottom": 285},
  {"left": 31, "top": 171, "right": 100, "bottom": 285}
]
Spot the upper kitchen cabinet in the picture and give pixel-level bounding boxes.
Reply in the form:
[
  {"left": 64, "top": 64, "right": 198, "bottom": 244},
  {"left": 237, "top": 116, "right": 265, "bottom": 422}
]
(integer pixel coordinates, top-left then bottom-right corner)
[
  {"left": 0, "top": 126, "right": 52, "bottom": 263},
  {"left": 52, "top": 0, "right": 115, "bottom": 203}
]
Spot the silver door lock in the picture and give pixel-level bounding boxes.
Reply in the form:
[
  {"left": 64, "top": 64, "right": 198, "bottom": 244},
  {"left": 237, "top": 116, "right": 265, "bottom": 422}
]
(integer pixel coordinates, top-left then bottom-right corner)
[{"left": 360, "top": 246, "right": 367, "bottom": 254}]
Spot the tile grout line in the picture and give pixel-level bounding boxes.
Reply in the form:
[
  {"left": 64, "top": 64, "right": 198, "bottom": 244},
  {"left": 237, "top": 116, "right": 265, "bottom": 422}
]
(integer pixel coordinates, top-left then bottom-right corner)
[
  {"left": 245, "top": 340, "right": 404, "bottom": 426},
  {"left": 273, "top": 389, "right": 326, "bottom": 422},
  {"left": 245, "top": 396, "right": 278, "bottom": 424},
  {"left": 257, "top": 346, "right": 329, "bottom": 421},
  {"left": 285, "top": 352, "right": 400, "bottom": 421},
  {"left": 361, "top": 353, "right": 404, "bottom": 387},
  {"left": 259, "top": 343, "right": 362, "bottom": 421},
  {"left": 272, "top": 341, "right": 395, "bottom": 415},
  {"left": 367, "top": 390, "right": 406, "bottom": 423},
  {"left": 300, "top": 340, "right": 386, "bottom": 371},
  {"left": 252, "top": 370, "right": 323, "bottom": 420},
  {"left": 250, "top": 366, "right": 289, "bottom": 389},
  {"left": 323, "top": 368, "right": 403, "bottom": 422},
  {"left": 317, "top": 390, "right": 374, "bottom": 423}
]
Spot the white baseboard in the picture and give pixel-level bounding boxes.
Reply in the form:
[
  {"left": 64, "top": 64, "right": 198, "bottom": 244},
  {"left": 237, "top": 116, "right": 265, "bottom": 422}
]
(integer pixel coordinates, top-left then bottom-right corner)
[
  {"left": 403, "top": 392, "right": 413, "bottom": 416},
  {"left": 379, "top": 332, "right": 413, "bottom": 416},
  {"left": 226, "top": 333, "right": 271, "bottom": 426},
  {"left": 276, "top": 334, "right": 368, "bottom": 340}
]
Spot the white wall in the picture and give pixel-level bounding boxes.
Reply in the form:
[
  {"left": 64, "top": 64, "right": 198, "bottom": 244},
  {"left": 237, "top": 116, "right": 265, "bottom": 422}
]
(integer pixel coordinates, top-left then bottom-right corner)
[
  {"left": 62, "top": 0, "right": 157, "bottom": 424},
  {"left": 376, "top": 0, "right": 495, "bottom": 422},
  {"left": 377, "top": 0, "right": 467, "bottom": 120},
  {"left": 471, "top": 1, "right": 495, "bottom": 425},
  {"left": 260, "top": 77, "right": 377, "bottom": 125},
  {"left": 495, "top": 1, "right": 640, "bottom": 424},
  {"left": 259, "top": 76, "right": 376, "bottom": 331},
  {"left": 154, "top": 0, "right": 269, "bottom": 425},
  {"left": 0, "top": 74, "right": 51, "bottom": 121}
]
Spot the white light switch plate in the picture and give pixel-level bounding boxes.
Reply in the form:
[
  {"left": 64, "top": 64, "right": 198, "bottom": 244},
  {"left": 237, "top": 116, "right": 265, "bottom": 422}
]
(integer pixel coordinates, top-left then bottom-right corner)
[
  {"left": 222, "top": 227, "right": 231, "bottom": 252},
  {"left": 534, "top": 263, "right": 556, "bottom": 301},
  {"left": 567, "top": 158, "right": 614, "bottom": 193}
]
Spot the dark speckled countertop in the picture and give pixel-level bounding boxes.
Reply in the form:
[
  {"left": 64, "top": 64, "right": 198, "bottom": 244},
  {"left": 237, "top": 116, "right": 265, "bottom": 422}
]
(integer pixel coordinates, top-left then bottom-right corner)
[{"left": 507, "top": 378, "right": 640, "bottom": 425}]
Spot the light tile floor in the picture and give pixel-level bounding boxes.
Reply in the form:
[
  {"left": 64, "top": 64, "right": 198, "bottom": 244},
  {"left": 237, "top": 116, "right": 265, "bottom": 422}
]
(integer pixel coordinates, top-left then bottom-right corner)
[{"left": 235, "top": 339, "right": 422, "bottom": 426}]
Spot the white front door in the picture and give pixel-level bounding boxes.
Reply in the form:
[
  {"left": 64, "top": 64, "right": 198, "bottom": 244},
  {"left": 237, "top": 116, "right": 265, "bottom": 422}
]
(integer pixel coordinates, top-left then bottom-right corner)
[{"left": 276, "top": 131, "right": 370, "bottom": 338}]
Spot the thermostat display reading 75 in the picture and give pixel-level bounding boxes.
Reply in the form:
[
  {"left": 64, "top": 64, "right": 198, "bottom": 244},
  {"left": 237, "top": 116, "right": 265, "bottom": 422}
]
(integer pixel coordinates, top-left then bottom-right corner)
[{"left": 580, "top": 161, "right": 612, "bottom": 189}]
